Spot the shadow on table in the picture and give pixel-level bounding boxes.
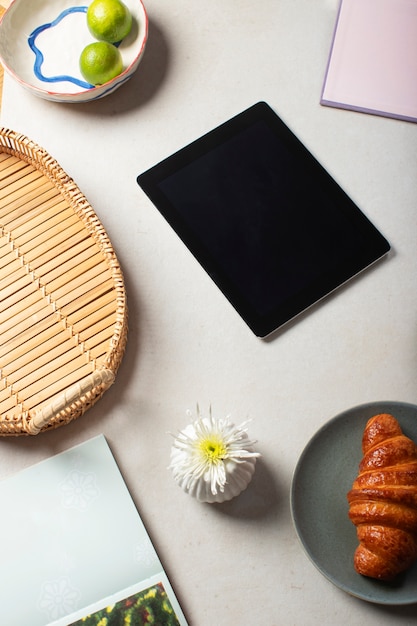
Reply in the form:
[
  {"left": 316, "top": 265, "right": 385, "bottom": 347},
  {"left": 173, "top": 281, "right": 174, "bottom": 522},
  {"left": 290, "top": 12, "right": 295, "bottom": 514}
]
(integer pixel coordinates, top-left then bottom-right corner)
[
  {"left": 352, "top": 592, "right": 417, "bottom": 617},
  {"left": 61, "top": 18, "right": 170, "bottom": 117},
  {"left": 210, "top": 456, "right": 285, "bottom": 521}
]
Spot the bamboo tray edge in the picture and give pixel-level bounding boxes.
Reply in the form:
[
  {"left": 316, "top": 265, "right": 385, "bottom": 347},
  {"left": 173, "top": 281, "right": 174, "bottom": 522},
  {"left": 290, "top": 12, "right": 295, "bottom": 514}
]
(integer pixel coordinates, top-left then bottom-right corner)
[{"left": 0, "top": 128, "right": 128, "bottom": 435}]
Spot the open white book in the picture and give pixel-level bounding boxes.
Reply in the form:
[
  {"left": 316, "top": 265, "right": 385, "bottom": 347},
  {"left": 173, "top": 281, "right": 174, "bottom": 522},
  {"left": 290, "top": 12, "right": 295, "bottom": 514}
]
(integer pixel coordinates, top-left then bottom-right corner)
[
  {"left": 0, "top": 435, "right": 188, "bottom": 626},
  {"left": 321, "top": 0, "right": 417, "bottom": 122}
]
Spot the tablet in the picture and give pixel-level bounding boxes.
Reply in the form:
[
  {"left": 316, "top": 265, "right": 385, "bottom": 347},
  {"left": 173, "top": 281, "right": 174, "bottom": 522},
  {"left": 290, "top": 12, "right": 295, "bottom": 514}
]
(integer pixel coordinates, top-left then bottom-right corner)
[{"left": 137, "top": 102, "right": 390, "bottom": 337}]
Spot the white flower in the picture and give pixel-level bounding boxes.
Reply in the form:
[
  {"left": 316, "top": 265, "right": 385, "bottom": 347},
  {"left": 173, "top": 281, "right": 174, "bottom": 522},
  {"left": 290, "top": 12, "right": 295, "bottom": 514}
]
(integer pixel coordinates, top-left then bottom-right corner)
[
  {"left": 136, "top": 538, "right": 159, "bottom": 568},
  {"left": 60, "top": 470, "right": 100, "bottom": 511},
  {"left": 169, "top": 407, "right": 260, "bottom": 503},
  {"left": 38, "top": 577, "right": 81, "bottom": 620}
]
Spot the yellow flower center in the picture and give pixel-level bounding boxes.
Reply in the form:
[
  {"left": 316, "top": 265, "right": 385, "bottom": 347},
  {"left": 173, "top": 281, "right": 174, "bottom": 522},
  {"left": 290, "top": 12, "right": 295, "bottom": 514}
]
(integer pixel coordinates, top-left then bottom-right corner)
[{"left": 198, "top": 437, "right": 227, "bottom": 462}]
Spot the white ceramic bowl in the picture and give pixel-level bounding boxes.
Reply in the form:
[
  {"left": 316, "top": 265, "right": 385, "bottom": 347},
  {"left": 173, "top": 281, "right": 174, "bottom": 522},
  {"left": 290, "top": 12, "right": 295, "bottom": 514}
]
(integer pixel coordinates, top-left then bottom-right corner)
[{"left": 0, "top": 0, "right": 148, "bottom": 103}]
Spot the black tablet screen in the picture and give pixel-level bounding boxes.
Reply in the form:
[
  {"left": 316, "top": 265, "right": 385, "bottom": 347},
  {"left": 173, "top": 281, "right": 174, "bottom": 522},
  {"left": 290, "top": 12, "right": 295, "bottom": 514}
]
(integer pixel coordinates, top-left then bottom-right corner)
[{"left": 137, "top": 102, "right": 390, "bottom": 337}]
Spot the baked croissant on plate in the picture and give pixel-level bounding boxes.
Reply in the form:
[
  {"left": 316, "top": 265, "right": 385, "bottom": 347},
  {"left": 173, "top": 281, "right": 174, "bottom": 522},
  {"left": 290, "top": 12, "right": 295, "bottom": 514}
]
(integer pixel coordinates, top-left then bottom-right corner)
[{"left": 347, "top": 413, "right": 417, "bottom": 581}]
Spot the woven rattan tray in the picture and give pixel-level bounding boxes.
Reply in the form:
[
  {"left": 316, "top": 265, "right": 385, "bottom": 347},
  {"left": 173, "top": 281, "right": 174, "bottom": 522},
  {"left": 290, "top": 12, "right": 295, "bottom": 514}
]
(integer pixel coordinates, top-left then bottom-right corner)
[{"left": 0, "top": 128, "right": 127, "bottom": 435}]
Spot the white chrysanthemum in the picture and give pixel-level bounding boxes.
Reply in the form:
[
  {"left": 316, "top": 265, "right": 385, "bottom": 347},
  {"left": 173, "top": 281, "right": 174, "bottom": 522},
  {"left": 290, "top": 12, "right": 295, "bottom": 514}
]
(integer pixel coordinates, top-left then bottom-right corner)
[{"left": 169, "top": 407, "right": 260, "bottom": 503}]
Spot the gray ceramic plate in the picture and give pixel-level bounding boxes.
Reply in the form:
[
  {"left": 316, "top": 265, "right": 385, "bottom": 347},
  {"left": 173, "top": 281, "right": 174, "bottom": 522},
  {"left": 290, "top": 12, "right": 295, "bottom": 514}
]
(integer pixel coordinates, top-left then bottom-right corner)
[{"left": 290, "top": 401, "right": 417, "bottom": 605}]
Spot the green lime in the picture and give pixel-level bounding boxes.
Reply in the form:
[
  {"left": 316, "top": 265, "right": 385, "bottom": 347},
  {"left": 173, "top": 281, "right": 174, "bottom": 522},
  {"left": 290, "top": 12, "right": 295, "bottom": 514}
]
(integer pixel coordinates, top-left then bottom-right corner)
[
  {"left": 87, "top": 0, "right": 133, "bottom": 43},
  {"left": 79, "top": 41, "right": 123, "bottom": 85}
]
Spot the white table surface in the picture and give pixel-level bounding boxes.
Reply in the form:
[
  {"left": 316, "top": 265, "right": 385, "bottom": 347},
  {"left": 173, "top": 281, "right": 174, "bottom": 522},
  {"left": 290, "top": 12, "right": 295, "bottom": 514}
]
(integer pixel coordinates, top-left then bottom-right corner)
[{"left": 2, "top": 1, "right": 417, "bottom": 624}]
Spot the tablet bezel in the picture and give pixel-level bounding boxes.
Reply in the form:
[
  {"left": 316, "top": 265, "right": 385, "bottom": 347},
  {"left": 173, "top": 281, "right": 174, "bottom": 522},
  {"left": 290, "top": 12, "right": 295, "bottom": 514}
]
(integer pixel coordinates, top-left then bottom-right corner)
[{"left": 137, "top": 101, "right": 390, "bottom": 337}]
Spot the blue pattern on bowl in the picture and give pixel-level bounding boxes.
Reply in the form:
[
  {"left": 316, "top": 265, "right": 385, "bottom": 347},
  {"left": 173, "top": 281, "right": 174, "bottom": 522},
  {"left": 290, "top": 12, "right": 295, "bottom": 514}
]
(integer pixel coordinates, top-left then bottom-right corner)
[{"left": 28, "top": 6, "right": 94, "bottom": 90}]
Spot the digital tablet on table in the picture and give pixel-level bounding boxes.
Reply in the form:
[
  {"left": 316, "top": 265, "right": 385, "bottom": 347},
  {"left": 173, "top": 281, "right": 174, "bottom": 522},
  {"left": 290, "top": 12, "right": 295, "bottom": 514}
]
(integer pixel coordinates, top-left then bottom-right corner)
[{"left": 138, "top": 101, "right": 390, "bottom": 337}]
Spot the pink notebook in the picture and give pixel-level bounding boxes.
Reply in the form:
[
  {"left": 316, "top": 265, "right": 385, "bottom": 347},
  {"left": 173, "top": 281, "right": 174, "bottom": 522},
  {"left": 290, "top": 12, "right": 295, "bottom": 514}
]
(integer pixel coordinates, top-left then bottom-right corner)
[{"left": 321, "top": 0, "right": 417, "bottom": 123}]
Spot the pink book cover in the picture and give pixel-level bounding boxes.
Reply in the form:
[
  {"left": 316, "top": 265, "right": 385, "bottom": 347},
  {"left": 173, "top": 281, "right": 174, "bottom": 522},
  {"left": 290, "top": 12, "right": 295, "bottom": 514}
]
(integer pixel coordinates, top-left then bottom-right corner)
[{"left": 321, "top": 0, "right": 417, "bottom": 123}]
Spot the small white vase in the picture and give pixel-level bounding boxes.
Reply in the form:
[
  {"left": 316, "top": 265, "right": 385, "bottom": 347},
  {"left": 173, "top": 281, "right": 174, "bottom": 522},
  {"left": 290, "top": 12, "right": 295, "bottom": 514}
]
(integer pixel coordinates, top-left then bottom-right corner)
[{"left": 169, "top": 409, "right": 260, "bottom": 504}]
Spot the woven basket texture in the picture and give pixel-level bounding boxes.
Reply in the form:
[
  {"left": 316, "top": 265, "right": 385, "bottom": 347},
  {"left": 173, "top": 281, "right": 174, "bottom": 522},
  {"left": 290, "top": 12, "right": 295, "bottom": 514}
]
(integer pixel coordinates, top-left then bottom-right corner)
[{"left": 0, "top": 128, "right": 127, "bottom": 435}]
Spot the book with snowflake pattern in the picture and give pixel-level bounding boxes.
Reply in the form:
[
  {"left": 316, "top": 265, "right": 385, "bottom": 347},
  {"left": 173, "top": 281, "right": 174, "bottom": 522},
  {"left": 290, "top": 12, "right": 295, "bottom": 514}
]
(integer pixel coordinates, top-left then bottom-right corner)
[{"left": 0, "top": 435, "right": 188, "bottom": 625}]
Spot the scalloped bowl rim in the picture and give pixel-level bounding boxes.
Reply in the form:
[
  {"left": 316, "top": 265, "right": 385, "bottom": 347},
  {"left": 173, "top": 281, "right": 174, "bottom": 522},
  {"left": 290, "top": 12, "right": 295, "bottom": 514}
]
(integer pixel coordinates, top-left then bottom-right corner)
[{"left": 0, "top": 0, "right": 148, "bottom": 102}]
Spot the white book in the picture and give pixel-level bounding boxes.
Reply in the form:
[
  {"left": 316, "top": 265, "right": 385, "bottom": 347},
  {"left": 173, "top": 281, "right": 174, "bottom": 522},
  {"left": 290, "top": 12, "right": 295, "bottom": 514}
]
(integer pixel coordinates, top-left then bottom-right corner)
[{"left": 0, "top": 435, "right": 188, "bottom": 626}]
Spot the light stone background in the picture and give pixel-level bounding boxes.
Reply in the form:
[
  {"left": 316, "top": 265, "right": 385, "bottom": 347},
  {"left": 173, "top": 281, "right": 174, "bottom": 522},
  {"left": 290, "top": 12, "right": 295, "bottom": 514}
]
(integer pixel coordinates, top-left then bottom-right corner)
[{"left": 1, "top": 1, "right": 417, "bottom": 624}]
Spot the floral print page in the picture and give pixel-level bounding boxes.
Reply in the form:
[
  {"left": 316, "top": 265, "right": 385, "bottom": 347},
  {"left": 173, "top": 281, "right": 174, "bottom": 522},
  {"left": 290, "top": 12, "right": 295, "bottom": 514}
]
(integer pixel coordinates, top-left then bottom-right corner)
[{"left": 0, "top": 434, "right": 187, "bottom": 626}]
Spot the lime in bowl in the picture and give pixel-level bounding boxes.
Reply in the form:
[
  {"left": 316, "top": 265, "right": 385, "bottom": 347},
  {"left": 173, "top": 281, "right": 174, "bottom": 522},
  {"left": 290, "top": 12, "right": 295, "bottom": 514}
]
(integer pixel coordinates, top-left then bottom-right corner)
[{"left": 0, "top": 0, "right": 148, "bottom": 103}]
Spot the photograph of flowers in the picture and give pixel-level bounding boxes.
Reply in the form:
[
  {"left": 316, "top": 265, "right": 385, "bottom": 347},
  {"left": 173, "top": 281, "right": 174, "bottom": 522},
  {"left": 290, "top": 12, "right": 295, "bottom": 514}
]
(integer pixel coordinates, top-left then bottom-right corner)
[{"left": 69, "top": 582, "right": 181, "bottom": 626}]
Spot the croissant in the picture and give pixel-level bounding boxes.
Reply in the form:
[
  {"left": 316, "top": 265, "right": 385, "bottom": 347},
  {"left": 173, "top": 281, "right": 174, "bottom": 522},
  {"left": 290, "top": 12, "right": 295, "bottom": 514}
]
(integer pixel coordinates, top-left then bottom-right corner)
[{"left": 347, "top": 413, "right": 417, "bottom": 581}]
